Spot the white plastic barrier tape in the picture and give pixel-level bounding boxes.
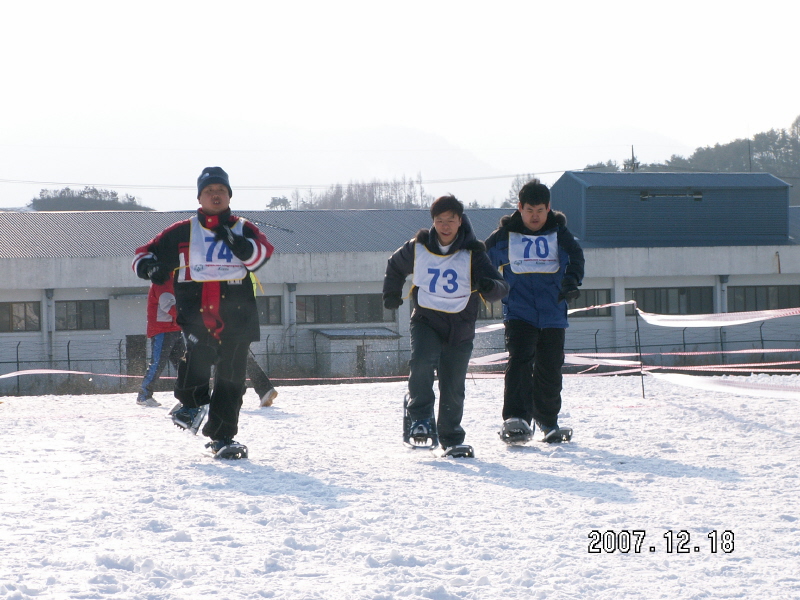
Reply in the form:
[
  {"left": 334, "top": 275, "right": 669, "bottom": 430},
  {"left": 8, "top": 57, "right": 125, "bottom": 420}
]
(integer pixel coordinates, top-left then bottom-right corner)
[
  {"left": 636, "top": 306, "right": 800, "bottom": 328},
  {"left": 0, "top": 369, "right": 138, "bottom": 380},
  {"left": 469, "top": 352, "right": 641, "bottom": 367},
  {"left": 647, "top": 372, "right": 800, "bottom": 399},
  {"left": 476, "top": 302, "right": 800, "bottom": 332}
]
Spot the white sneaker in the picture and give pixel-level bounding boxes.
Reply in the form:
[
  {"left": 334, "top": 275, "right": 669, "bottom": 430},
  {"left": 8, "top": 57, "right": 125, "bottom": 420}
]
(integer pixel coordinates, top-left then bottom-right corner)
[
  {"left": 259, "top": 388, "right": 278, "bottom": 407},
  {"left": 136, "top": 396, "right": 161, "bottom": 407}
]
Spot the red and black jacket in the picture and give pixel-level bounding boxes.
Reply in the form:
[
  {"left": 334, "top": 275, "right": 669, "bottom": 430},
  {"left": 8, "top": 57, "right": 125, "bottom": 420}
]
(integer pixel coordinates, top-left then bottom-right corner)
[{"left": 133, "top": 209, "right": 273, "bottom": 343}]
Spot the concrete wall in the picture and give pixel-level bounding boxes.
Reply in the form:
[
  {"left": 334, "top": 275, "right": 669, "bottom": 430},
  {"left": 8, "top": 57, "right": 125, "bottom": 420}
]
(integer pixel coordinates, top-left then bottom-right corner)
[
  {"left": 1, "top": 245, "right": 799, "bottom": 394},
  {"left": 312, "top": 336, "right": 403, "bottom": 378},
  {"left": 584, "top": 246, "right": 793, "bottom": 278},
  {"left": 5, "top": 246, "right": 793, "bottom": 291}
]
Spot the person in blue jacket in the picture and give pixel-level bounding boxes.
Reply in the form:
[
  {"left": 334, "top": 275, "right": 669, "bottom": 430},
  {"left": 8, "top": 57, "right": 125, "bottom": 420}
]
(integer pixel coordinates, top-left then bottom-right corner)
[{"left": 485, "top": 179, "right": 584, "bottom": 442}]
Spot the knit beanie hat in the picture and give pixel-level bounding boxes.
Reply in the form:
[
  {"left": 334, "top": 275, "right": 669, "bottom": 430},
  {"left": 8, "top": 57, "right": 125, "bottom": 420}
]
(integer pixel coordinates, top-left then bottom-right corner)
[{"left": 197, "top": 167, "right": 232, "bottom": 198}]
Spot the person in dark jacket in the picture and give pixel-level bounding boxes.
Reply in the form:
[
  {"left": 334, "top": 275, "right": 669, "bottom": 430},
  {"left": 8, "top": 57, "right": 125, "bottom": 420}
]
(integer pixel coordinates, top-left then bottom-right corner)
[
  {"left": 485, "top": 179, "right": 584, "bottom": 443},
  {"left": 247, "top": 349, "right": 277, "bottom": 407},
  {"left": 133, "top": 167, "right": 273, "bottom": 458},
  {"left": 383, "top": 195, "right": 509, "bottom": 455}
]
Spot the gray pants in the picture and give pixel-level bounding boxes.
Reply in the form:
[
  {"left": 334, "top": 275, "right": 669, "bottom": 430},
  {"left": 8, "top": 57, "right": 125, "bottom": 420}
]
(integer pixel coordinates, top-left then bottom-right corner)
[{"left": 406, "top": 320, "right": 473, "bottom": 448}]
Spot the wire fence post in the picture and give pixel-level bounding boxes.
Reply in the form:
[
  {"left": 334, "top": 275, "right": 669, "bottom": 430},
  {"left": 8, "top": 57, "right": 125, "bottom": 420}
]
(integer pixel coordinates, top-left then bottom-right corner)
[
  {"left": 118, "top": 340, "right": 124, "bottom": 392},
  {"left": 265, "top": 335, "right": 270, "bottom": 376},
  {"left": 16, "top": 341, "right": 21, "bottom": 396},
  {"left": 67, "top": 340, "right": 72, "bottom": 387},
  {"left": 634, "top": 308, "right": 645, "bottom": 399}
]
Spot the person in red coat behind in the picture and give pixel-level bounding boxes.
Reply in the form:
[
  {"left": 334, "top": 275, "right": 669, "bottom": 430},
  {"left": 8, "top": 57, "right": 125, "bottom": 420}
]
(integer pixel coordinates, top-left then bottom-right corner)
[{"left": 136, "top": 279, "right": 184, "bottom": 407}]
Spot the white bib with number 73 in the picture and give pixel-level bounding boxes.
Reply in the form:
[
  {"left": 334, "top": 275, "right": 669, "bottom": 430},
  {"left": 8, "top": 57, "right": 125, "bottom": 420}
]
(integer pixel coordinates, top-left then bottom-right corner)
[
  {"left": 188, "top": 216, "right": 250, "bottom": 281},
  {"left": 412, "top": 244, "right": 472, "bottom": 313},
  {"left": 508, "top": 231, "right": 560, "bottom": 274}
]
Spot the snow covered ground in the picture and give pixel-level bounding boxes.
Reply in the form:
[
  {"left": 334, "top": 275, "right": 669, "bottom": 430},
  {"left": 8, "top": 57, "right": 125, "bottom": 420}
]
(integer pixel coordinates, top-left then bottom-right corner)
[{"left": 2, "top": 374, "right": 799, "bottom": 600}]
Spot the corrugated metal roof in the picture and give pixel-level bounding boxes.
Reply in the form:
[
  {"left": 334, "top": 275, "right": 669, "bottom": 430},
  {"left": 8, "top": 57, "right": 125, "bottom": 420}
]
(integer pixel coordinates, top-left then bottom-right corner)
[
  {"left": 790, "top": 206, "right": 800, "bottom": 242},
  {"left": 0, "top": 209, "right": 511, "bottom": 259},
  {"left": 564, "top": 171, "right": 790, "bottom": 189}
]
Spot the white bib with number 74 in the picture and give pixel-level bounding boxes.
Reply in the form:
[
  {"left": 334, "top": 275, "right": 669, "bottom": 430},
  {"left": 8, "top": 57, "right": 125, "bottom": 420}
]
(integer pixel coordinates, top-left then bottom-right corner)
[
  {"left": 508, "top": 231, "right": 560, "bottom": 274},
  {"left": 412, "top": 244, "right": 472, "bottom": 313},
  {"left": 188, "top": 216, "right": 249, "bottom": 281}
]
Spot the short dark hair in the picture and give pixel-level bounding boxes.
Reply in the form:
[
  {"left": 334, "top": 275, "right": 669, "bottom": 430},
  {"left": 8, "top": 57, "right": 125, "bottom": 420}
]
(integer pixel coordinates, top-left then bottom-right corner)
[
  {"left": 430, "top": 195, "right": 464, "bottom": 219},
  {"left": 518, "top": 178, "right": 550, "bottom": 207}
]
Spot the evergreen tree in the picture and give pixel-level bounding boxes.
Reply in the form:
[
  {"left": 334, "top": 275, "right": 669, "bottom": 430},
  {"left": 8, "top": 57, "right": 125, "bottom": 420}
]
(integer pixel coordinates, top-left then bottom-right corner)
[
  {"left": 583, "top": 115, "right": 800, "bottom": 205},
  {"left": 29, "top": 187, "right": 152, "bottom": 211}
]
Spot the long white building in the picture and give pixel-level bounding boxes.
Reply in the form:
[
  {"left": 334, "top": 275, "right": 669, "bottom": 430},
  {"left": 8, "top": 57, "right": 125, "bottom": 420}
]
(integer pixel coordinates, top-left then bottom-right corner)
[{"left": 1, "top": 172, "right": 798, "bottom": 394}]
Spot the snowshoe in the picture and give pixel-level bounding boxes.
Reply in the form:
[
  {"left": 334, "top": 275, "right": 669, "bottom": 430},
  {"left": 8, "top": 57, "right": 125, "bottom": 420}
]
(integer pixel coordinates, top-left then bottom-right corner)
[
  {"left": 536, "top": 421, "right": 572, "bottom": 443},
  {"left": 171, "top": 404, "right": 208, "bottom": 435},
  {"left": 499, "top": 418, "right": 533, "bottom": 445},
  {"left": 403, "top": 396, "right": 439, "bottom": 449},
  {"left": 441, "top": 444, "right": 475, "bottom": 458},
  {"left": 206, "top": 439, "right": 248, "bottom": 460}
]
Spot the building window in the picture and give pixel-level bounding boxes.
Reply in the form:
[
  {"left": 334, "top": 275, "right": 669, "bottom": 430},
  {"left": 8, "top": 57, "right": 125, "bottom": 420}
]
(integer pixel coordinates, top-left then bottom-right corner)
[
  {"left": 55, "top": 300, "right": 109, "bottom": 330},
  {"left": 296, "top": 294, "right": 394, "bottom": 324},
  {"left": 0, "top": 302, "right": 41, "bottom": 332},
  {"left": 625, "top": 287, "right": 713, "bottom": 315},
  {"left": 728, "top": 285, "right": 800, "bottom": 312},
  {"left": 568, "top": 289, "right": 612, "bottom": 317},
  {"left": 256, "top": 296, "right": 282, "bottom": 325},
  {"left": 478, "top": 299, "right": 503, "bottom": 320}
]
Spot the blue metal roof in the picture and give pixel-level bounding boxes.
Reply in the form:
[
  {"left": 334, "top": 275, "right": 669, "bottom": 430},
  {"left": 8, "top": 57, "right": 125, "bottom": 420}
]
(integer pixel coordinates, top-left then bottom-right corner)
[
  {"left": 790, "top": 206, "right": 800, "bottom": 242},
  {"left": 564, "top": 171, "right": 790, "bottom": 189}
]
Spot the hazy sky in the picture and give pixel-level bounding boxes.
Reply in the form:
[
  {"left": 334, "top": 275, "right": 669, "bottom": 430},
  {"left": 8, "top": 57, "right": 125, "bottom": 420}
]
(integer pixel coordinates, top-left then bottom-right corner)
[{"left": 2, "top": 0, "right": 798, "bottom": 211}]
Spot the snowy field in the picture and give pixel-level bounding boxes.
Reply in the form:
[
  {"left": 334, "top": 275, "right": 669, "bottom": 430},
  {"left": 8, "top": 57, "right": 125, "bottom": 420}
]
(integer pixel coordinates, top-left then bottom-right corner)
[{"left": 2, "top": 374, "right": 800, "bottom": 600}]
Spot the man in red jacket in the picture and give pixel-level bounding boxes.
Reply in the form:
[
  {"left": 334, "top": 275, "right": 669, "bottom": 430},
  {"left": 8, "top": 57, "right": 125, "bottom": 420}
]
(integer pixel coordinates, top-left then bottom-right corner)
[{"left": 133, "top": 167, "right": 273, "bottom": 459}]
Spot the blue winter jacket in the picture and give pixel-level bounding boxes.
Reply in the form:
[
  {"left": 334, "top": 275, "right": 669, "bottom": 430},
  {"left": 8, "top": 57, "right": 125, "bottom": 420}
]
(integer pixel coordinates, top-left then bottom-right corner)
[{"left": 485, "top": 210, "right": 584, "bottom": 329}]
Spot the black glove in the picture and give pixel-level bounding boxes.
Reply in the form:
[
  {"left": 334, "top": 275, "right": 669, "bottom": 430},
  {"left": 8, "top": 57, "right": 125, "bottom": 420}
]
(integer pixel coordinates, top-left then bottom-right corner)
[
  {"left": 383, "top": 294, "right": 403, "bottom": 310},
  {"left": 558, "top": 277, "right": 580, "bottom": 303},
  {"left": 148, "top": 262, "right": 170, "bottom": 285},
  {"left": 137, "top": 258, "right": 170, "bottom": 285},
  {"left": 215, "top": 225, "right": 254, "bottom": 261},
  {"left": 477, "top": 278, "right": 495, "bottom": 295}
]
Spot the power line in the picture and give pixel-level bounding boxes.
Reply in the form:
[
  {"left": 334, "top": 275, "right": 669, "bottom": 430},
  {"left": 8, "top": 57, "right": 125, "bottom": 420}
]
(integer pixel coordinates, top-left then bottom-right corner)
[
  {"left": 0, "top": 171, "right": 564, "bottom": 192},
  {"left": 2, "top": 165, "right": 798, "bottom": 194}
]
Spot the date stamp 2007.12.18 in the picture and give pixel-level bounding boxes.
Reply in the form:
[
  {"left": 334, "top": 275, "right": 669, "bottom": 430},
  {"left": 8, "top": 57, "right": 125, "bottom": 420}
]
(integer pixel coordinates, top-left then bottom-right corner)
[{"left": 588, "top": 530, "right": 735, "bottom": 554}]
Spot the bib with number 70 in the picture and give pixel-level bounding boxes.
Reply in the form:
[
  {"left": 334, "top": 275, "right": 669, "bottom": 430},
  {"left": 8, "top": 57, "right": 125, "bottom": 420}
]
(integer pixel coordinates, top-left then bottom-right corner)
[
  {"left": 508, "top": 231, "right": 560, "bottom": 274},
  {"left": 188, "top": 216, "right": 250, "bottom": 281},
  {"left": 412, "top": 244, "right": 472, "bottom": 313}
]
